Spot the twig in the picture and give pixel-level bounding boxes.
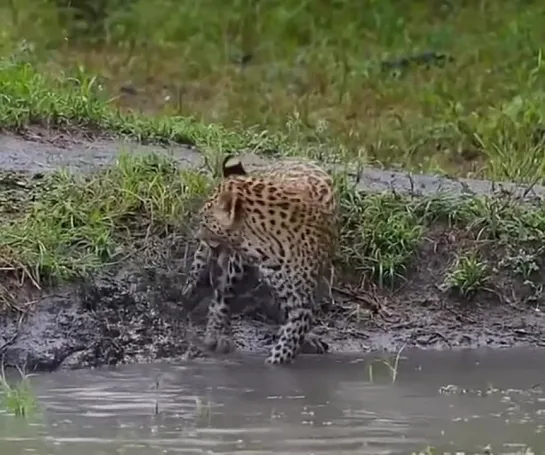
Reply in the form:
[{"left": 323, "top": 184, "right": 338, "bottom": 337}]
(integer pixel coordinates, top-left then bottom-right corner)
[
  {"left": 483, "top": 286, "right": 521, "bottom": 311},
  {"left": 332, "top": 286, "right": 380, "bottom": 312}
]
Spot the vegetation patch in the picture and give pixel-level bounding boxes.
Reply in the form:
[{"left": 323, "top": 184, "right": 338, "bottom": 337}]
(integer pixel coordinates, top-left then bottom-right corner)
[
  {"left": 3, "top": 0, "right": 545, "bottom": 181},
  {"left": 443, "top": 251, "right": 491, "bottom": 298},
  {"left": 0, "top": 57, "right": 286, "bottom": 158},
  {"left": 335, "top": 171, "right": 545, "bottom": 291},
  {"left": 0, "top": 153, "right": 211, "bottom": 296},
  {"left": 336, "top": 178, "right": 425, "bottom": 287}
]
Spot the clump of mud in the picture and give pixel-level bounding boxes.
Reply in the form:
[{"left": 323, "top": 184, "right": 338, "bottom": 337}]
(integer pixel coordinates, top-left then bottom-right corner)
[{"left": 1, "top": 237, "right": 193, "bottom": 370}]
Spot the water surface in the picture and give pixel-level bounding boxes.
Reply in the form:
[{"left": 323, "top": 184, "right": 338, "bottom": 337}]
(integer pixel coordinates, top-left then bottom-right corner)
[{"left": 1, "top": 348, "right": 544, "bottom": 454}]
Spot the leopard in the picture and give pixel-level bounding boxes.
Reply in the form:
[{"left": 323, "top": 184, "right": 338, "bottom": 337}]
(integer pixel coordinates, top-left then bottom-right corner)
[{"left": 181, "top": 153, "right": 339, "bottom": 365}]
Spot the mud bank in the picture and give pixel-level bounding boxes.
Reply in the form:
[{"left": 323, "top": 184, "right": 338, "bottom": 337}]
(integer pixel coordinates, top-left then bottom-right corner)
[{"left": 1, "top": 129, "right": 545, "bottom": 372}]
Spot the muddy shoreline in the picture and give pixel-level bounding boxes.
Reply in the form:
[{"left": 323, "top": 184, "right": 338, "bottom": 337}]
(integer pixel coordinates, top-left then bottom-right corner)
[{"left": 1, "top": 128, "right": 544, "bottom": 372}]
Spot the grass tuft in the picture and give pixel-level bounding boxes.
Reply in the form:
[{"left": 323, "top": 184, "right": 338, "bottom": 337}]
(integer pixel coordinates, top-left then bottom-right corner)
[
  {"left": 336, "top": 177, "right": 424, "bottom": 286},
  {"left": 443, "top": 251, "right": 490, "bottom": 297}
]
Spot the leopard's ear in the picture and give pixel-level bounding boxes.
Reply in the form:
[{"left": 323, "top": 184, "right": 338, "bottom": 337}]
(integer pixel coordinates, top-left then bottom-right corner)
[
  {"left": 215, "top": 189, "right": 245, "bottom": 229},
  {"left": 222, "top": 154, "right": 247, "bottom": 178}
]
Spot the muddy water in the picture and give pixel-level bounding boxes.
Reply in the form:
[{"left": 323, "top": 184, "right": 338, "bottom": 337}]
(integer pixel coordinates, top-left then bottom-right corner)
[{"left": 0, "top": 349, "right": 544, "bottom": 454}]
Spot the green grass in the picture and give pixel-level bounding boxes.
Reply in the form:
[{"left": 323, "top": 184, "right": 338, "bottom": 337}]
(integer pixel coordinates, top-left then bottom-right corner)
[
  {"left": 0, "top": 57, "right": 279, "bottom": 155},
  {"left": 335, "top": 172, "right": 545, "bottom": 287},
  {"left": 337, "top": 180, "right": 424, "bottom": 286},
  {"left": 0, "top": 366, "right": 38, "bottom": 418},
  {"left": 0, "top": 153, "right": 211, "bottom": 290},
  {"left": 4, "top": 0, "right": 545, "bottom": 181},
  {"left": 443, "top": 251, "right": 491, "bottom": 297}
]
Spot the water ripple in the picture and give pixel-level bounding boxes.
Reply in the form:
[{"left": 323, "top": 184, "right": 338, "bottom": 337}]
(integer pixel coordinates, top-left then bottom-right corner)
[{"left": 1, "top": 348, "right": 545, "bottom": 454}]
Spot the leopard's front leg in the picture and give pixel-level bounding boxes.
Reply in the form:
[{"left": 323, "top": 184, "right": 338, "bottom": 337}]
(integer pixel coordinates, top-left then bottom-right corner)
[{"left": 204, "top": 250, "right": 246, "bottom": 354}]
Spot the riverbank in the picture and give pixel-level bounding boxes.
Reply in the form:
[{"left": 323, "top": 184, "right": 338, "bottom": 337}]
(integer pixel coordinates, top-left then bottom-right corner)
[
  {"left": 1, "top": 127, "right": 544, "bottom": 371},
  {"left": 1, "top": 18, "right": 545, "bottom": 370}
]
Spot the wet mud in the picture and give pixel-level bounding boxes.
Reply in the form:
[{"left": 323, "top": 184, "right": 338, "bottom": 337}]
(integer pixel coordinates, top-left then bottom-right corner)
[{"left": 1, "top": 128, "right": 545, "bottom": 372}]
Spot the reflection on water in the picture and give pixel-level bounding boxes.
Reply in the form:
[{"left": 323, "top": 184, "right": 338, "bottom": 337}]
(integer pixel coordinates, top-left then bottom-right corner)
[{"left": 1, "top": 348, "right": 544, "bottom": 454}]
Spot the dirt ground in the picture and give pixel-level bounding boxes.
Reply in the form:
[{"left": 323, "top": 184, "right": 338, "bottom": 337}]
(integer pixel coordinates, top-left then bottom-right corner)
[{"left": 0, "top": 130, "right": 544, "bottom": 372}]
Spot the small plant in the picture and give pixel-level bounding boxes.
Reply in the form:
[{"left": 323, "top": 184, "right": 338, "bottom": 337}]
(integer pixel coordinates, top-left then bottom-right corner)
[
  {"left": 0, "top": 365, "right": 38, "bottom": 418},
  {"left": 444, "top": 251, "right": 490, "bottom": 297},
  {"left": 336, "top": 178, "right": 424, "bottom": 287},
  {"left": 366, "top": 344, "right": 406, "bottom": 384},
  {"left": 499, "top": 248, "right": 541, "bottom": 280}
]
